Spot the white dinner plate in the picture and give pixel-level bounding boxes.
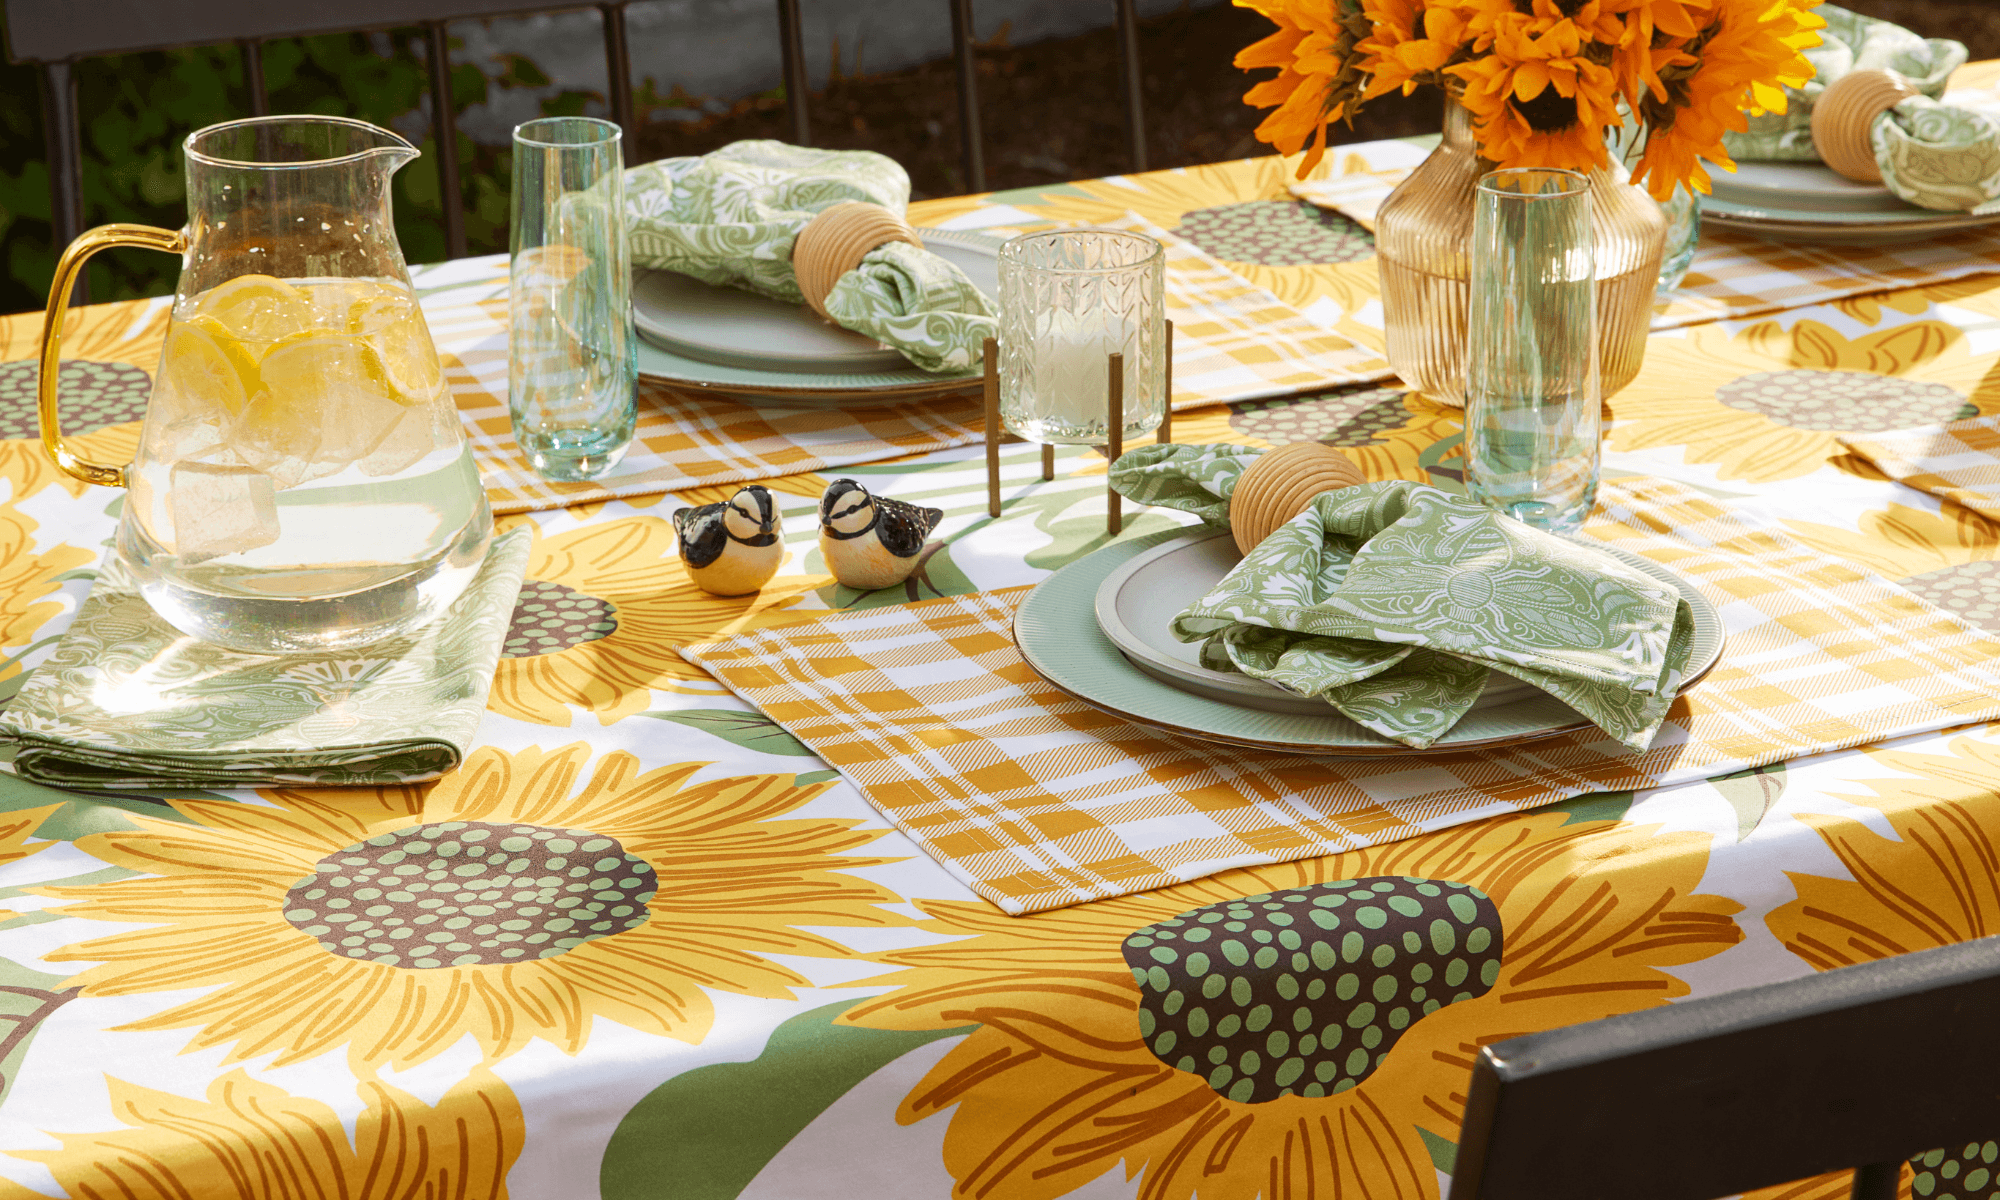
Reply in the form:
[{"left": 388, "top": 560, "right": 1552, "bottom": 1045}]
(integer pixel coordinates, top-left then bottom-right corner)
[
  {"left": 631, "top": 227, "right": 1001, "bottom": 407},
  {"left": 1700, "top": 160, "right": 2000, "bottom": 247},
  {"left": 1013, "top": 527, "right": 1724, "bottom": 757}
]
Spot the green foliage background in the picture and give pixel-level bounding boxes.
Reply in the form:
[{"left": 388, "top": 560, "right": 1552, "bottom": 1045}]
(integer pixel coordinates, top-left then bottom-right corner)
[{"left": 0, "top": 16, "right": 593, "bottom": 315}]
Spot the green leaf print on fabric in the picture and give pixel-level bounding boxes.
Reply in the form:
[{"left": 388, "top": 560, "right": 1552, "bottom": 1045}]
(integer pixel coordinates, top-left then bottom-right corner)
[
  {"left": 0, "top": 957, "right": 78, "bottom": 1110},
  {"left": 1710, "top": 761, "right": 1788, "bottom": 842},
  {"left": 600, "top": 1000, "right": 973, "bottom": 1200},
  {"left": 623, "top": 141, "right": 997, "bottom": 373},
  {"left": 635, "top": 709, "right": 817, "bottom": 758},
  {"left": 1109, "top": 446, "right": 1695, "bottom": 751}
]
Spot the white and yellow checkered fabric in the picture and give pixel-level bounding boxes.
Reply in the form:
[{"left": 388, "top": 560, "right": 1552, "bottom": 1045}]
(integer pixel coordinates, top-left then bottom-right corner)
[
  {"left": 681, "top": 477, "right": 2000, "bottom": 915},
  {"left": 411, "top": 228, "right": 1387, "bottom": 514},
  {"left": 1839, "top": 415, "right": 2000, "bottom": 520}
]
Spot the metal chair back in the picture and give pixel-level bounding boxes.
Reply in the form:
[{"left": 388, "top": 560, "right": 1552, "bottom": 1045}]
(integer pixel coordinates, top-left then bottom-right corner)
[
  {"left": 6, "top": 0, "right": 1153, "bottom": 277},
  {"left": 1451, "top": 935, "right": 2000, "bottom": 1200}
]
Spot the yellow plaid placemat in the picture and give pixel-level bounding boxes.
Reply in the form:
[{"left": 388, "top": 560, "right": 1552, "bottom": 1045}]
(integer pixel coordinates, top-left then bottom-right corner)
[
  {"left": 1287, "top": 172, "right": 2000, "bottom": 334},
  {"left": 1839, "top": 416, "right": 2000, "bottom": 520},
  {"left": 681, "top": 477, "right": 2000, "bottom": 915}
]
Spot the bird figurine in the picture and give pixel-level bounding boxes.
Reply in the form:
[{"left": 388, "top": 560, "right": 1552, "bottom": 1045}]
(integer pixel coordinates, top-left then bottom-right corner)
[
  {"left": 817, "top": 478, "right": 943, "bottom": 591},
  {"left": 672, "top": 485, "right": 783, "bottom": 596}
]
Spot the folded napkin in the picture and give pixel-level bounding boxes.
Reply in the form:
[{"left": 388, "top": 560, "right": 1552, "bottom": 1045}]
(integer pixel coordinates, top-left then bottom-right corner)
[
  {"left": 1109, "top": 444, "right": 1695, "bottom": 750},
  {"left": 0, "top": 528, "right": 529, "bottom": 788},
  {"left": 1726, "top": 5, "right": 1967, "bottom": 162},
  {"left": 1722, "top": 5, "right": 2000, "bottom": 213},
  {"left": 623, "top": 140, "right": 996, "bottom": 373},
  {"left": 1840, "top": 414, "right": 2000, "bottom": 520}
]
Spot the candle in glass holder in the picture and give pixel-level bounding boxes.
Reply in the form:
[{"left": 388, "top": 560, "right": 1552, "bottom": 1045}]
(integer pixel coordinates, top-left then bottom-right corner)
[{"left": 998, "top": 230, "right": 1164, "bottom": 445}]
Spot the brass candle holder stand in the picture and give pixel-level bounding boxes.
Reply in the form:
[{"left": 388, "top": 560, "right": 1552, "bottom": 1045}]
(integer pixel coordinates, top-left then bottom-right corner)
[{"left": 982, "top": 320, "right": 1173, "bottom": 535}]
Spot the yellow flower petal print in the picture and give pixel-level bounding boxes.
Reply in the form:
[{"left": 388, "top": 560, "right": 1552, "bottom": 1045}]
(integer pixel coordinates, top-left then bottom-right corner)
[
  {"left": 1767, "top": 736, "right": 2000, "bottom": 971},
  {"left": 0, "top": 500, "right": 93, "bottom": 684},
  {"left": 1610, "top": 318, "right": 1997, "bottom": 483},
  {"left": 0, "top": 298, "right": 169, "bottom": 371},
  {"left": 0, "top": 804, "right": 59, "bottom": 924},
  {"left": 0, "top": 1068, "right": 520, "bottom": 1200},
  {"left": 34, "top": 744, "right": 906, "bottom": 1074},
  {"left": 1784, "top": 503, "right": 2000, "bottom": 582},
  {"left": 1226, "top": 386, "right": 1462, "bottom": 483},
  {"left": 844, "top": 809, "right": 1741, "bottom": 1200},
  {"left": 488, "top": 515, "right": 823, "bottom": 724},
  {"left": 1750, "top": 738, "right": 2000, "bottom": 1200}
]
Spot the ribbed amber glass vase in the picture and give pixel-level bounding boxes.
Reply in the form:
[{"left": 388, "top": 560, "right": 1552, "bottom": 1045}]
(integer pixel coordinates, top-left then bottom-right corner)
[{"left": 1376, "top": 95, "right": 1667, "bottom": 408}]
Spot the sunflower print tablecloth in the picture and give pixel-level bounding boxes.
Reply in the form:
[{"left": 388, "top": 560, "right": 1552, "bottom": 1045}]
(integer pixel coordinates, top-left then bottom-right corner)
[{"left": 8, "top": 93, "right": 2000, "bottom": 1199}]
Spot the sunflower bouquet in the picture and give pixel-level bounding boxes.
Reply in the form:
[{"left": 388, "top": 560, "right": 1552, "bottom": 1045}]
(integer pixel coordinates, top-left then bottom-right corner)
[{"left": 1236, "top": 0, "right": 1827, "bottom": 199}]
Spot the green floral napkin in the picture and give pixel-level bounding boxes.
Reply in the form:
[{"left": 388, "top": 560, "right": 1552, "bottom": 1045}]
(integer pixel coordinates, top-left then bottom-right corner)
[
  {"left": 1108, "top": 444, "right": 1695, "bottom": 751},
  {"left": 1723, "top": 5, "right": 1998, "bottom": 214},
  {"left": 623, "top": 140, "right": 996, "bottom": 373},
  {"left": 0, "top": 527, "right": 530, "bottom": 788}
]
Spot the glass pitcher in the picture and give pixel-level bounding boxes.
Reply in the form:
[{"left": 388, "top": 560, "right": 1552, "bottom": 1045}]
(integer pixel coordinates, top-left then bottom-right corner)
[{"left": 36, "top": 116, "right": 492, "bottom": 655}]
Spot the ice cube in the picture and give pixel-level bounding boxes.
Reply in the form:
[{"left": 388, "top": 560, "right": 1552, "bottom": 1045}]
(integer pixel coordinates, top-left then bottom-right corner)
[
  {"left": 358, "top": 396, "right": 451, "bottom": 478},
  {"left": 227, "top": 368, "right": 406, "bottom": 488},
  {"left": 168, "top": 460, "right": 281, "bottom": 565}
]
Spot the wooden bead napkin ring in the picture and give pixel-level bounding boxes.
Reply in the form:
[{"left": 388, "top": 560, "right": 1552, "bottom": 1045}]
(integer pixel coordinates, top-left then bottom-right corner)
[
  {"left": 792, "top": 201, "right": 923, "bottom": 319},
  {"left": 1812, "top": 69, "right": 1920, "bottom": 184},
  {"left": 1229, "top": 441, "right": 1366, "bottom": 555}
]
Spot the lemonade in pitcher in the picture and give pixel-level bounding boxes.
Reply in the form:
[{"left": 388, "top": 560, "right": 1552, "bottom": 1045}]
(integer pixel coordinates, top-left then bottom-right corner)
[
  {"left": 119, "top": 273, "right": 489, "bottom": 652},
  {"left": 37, "top": 116, "right": 493, "bottom": 655}
]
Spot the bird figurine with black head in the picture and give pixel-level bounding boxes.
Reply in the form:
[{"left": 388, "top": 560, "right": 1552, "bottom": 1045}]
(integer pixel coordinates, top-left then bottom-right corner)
[
  {"left": 672, "top": 485, "right": 783, "bottom": 596},
  {"left": 817, "top": 478, "right": 943, "bottom": 591}
]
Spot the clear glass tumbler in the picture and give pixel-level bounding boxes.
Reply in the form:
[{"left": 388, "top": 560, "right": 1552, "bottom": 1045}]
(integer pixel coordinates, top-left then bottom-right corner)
[
  {"left": 509, "top": 117, "right": 637, "bottom": 482},
  {"left": 997, "top": 230, "right": 1166, "bottom": 444},
  {"left": 1464, "top": 168, "right": 1601, "bottom": 535}
]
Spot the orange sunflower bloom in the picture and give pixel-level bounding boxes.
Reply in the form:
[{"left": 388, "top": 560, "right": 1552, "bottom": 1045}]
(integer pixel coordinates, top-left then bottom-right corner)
[
  {"left": 845, "top": 807, "right": 1741, "bottom": 1200},
  {"left": 1448, "top": 1, "right": 1625, "bottom": 172},
  {"left": 1630, "top": 0, "right": 1824, "bottom": 198},
  {"left": 1236, "top": 0, "right": 1374, "bottom": 177},
  {"left": 1355, "top": 0, "right": 1470, "bottom": 100}
]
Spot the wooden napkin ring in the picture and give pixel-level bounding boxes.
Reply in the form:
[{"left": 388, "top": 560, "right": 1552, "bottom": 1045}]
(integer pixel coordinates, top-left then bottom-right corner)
[
  {"left": 792, "top": 201, "right": 923, "bottom": 319},
  {"left": 1229, "top": 441, "right": 1367, "bottom": 555},
  {"left": 1812, "top": 69, "right": 1920, "bottom": 183}
]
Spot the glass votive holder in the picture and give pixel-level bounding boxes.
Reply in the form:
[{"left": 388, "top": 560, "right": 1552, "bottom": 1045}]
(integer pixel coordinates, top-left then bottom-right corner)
[
  {"left": 997, "top": 230, "right": 1166, "bottom": 445},
  {"left": 1464, "top": 167, "right": 1602, "bottom": 536},
  {"left": 508, "top": 116, "right": 637, "bottom": 483}
]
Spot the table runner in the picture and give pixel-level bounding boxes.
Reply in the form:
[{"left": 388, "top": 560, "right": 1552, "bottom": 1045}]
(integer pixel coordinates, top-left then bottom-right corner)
[{"left": 681, "top": 477, "right": 2000, "bottom": 914}]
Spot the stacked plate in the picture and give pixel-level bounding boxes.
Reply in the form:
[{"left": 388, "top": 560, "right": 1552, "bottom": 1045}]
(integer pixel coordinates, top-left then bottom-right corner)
[
  {"left": 630, "top": 227, "right": 1001, "bottom": 408},
  {"left": 1701, "top": 160, "right": 2000, "bottom": 247},
  {"left": 1013, "top": 527, "right": 1725, "bottom": 757}
]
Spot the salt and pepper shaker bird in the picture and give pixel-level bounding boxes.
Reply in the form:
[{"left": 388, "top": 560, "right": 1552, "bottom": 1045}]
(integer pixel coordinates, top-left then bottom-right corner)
[
  {"left": 817, "top": 478, "right": 943, "bottom": 591},
  {"left": 672, "top": 485, "right": 783, "bottom": 596}
]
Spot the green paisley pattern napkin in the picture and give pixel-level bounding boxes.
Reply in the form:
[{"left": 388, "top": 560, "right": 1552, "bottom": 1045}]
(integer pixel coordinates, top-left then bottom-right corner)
[
  {"left": 1721, "top": 5, "right": 2000, "bottom": 213},
  {"left": 623, "top": 140, "right": 997, "bottom": 373},
  {"left": 1108, "top": 445, "right": 1695, "bottom": 750},
  {"left": 0, "top": 528, "right": 530, "bottom": 788}
]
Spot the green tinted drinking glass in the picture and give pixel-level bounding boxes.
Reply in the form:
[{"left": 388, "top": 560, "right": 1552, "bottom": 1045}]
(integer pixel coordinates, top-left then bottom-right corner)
[{"left": 509, "top": 117, "right": 637, "bottom": 482}]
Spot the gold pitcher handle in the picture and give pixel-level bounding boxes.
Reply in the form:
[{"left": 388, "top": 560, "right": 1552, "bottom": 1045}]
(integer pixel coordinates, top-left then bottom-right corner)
[{"left": 37, "top": 224, "right": 188, "bottom": 488}]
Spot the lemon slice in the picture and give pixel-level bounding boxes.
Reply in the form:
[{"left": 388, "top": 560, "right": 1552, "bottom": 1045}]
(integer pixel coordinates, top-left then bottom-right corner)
[
  {"left": 160, "top": 319, "right": 252, "bottom": 418},
  {"left": 189, "top": 274, "right": 313, "bottom": 345},
  {"left": 347, "top": 288, "right": 442, "bottom": 404},
  {"left": 257, "top": 329, "right": 373, "bottom": 402}
]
